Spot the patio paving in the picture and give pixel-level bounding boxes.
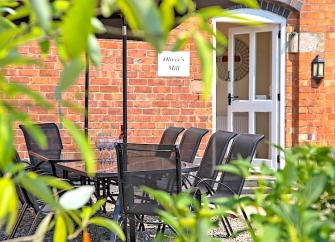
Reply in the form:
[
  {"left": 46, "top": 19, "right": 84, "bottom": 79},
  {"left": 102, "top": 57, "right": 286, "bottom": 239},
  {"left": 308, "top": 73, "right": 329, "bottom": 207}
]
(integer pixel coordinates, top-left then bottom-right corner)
[{"left": 0, "top": 207, "right": 251, "bottom": 242}]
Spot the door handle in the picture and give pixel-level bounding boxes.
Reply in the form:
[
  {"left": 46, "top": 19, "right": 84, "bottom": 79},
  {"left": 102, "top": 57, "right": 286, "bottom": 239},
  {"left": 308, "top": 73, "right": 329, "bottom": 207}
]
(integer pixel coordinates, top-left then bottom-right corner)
[{"left": 228, "top": 93, "right": 239, "bottom": 105}]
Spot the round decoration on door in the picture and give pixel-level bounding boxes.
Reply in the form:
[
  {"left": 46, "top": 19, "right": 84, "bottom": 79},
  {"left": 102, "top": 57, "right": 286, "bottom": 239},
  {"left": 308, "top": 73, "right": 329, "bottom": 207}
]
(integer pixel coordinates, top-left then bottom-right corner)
[{"left": 217, "top": 38, "right": 249, "bottom": 81}]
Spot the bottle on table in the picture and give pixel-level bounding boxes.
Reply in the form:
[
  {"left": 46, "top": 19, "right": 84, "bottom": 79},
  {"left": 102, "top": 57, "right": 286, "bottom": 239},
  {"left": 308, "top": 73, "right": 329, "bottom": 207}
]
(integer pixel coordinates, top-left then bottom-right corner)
[{"left": 118, "top": 124, "right": 124, "bottom": 142}]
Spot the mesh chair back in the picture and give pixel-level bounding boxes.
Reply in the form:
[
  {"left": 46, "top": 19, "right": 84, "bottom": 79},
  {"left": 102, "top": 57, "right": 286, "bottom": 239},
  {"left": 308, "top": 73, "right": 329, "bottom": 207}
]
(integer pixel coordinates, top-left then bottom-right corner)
[
  {"left": 195, "top": 131, "right": 237, "bottom": 186},
  {"left": 159, "top": 126, "right": 184, "bottom": 145},
  {"left": 217, "top": 133, "right": 264, "bottom": 196},
  {"left": 19, "top": 123, "right": 62, "bottom": 173},
  {"left": 179, "top": 127, "right": 208, "bottom": 163},
  {"left": 116, "top": 143, "right": 181, "bottom": 216}
]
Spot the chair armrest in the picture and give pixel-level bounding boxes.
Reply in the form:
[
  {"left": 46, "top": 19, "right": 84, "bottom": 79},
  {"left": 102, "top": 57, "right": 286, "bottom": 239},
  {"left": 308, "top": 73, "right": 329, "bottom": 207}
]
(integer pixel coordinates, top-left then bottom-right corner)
[
  {"left": 182, "top": 174, "right": 193, "bottom": 189},
  {"left": 196, "top": 178, "right": 236, "bottom": 196},
  {"left": 20, "top": 159, "right": 31, "bottom": 165},
  {"left": 182, "top": 174, "right": 204, "bottom": 188},
  {"left": 186, "top": 174, "right": 203, "bottom": 181}
]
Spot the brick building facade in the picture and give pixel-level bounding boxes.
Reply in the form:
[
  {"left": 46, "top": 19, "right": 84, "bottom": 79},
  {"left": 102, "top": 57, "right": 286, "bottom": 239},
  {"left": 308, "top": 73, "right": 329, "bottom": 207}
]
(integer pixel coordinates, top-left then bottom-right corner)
[{"left": 5, "top": 0, "right": 335, "bottom": 167}]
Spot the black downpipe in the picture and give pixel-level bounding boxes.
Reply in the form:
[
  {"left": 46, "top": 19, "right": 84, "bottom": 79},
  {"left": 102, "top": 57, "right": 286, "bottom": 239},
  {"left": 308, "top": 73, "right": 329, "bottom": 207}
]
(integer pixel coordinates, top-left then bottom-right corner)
[{"left": 84, "top": 52, "right": 89, "bottom": 138}]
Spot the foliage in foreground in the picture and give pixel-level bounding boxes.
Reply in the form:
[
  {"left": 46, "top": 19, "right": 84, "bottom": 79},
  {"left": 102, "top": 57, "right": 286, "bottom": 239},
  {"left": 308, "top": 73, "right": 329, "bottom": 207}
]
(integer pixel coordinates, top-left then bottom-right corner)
[
  {"left": 146, "top": 144, "right": 335, "bottom": 242},
  {"left": 0, "top": 0, "right": 259, "bottom": 240}
]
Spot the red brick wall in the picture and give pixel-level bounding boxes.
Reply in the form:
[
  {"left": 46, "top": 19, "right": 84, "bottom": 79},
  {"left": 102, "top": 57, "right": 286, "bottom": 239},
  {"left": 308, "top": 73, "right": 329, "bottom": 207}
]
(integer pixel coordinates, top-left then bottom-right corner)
[
  {"left": 285, "top": 11, "right": 300, "bottom": 147},
  {"left": 5, "top": 23, "right": 212, "bottom": 159},
  {"left": 7, "top": 2, "right": 335, "bottom": 159},
  {"left": 286, "top": 0, "right": 335, "bottom": 146}
]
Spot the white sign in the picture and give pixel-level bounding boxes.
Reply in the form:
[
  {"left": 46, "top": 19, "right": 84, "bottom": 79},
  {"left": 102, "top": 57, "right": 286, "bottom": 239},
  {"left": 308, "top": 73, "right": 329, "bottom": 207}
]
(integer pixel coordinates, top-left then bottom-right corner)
[{"left": 158, "top": 51, "right": 190, "bottom": 77}]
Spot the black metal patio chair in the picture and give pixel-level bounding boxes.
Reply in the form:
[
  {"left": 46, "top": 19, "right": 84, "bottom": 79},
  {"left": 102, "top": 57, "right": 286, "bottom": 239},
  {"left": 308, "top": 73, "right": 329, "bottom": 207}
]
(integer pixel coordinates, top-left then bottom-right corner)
[
  {"left": 126, "top": 126, "right": 184, "bottom": 159},
  {"left": 183, "top": 130, "right": 237, "bottom": 189},
  {"left": 196, "top": 133, "right": 264, "bottom": 237},
  {"left": 158, "top": 126, "right": 184, "bottom": 145},
  {"left": 7, "top": 151, "right": 51, "bottom": 239},
  {"left": 115, "top": 143, "right": 182, "bottom": 242},
  {"left": 19, "top": 123, "right": 63, "bottom": 176},
  {"left": 19, "top": 123, "right": 81, "bottom": 183},
  {"left": 178, "top": 127, "right": 208, "bottom": 163}
]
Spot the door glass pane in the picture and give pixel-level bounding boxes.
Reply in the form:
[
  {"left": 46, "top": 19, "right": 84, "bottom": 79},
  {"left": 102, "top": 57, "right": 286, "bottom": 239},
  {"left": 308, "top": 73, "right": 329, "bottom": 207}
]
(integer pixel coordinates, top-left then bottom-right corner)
[
  {"left": 233, "top": 112, "right": 248, "bottom": 133},
  {"left": 255, "top": 31, "right": 272, "bottom": 100},
  {"left": 233, "top": 34, "right": 249, "bottom": 100},
  {"left": 255, "top": 112, "right": 271, "bottom": 159}
]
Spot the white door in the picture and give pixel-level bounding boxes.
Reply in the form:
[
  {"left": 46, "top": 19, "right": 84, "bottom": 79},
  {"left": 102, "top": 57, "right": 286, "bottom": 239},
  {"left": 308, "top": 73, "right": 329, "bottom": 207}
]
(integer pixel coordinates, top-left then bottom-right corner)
[{"left": 227, "top": 25, "right": 279, "bottom": 169}]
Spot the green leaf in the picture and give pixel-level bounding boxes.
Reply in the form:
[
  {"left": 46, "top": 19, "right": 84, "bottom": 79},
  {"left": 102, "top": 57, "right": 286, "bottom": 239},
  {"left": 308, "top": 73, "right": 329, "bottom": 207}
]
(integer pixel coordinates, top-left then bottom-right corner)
[
  {"left": 39, "top": 39, "right": 50, "bottom": 54},
  {"left": 11, "top": 26, "right": 44, "bottom": 48},
  {"left": 61, "top": 0, "right": 95, "bottom": 58},
  {"left": 62, "top": 213, "right": 74, "bottom": 235},
  {"left": 52, "top": 0, "right": 70, "bottom": 16},
  {"left": 197, "top": 216, "right": 211, "bottom": 242},
  {"left": 196, "top": 7, "right": 260, "bottom": 26},
  {"left": 117, "top": 0, "right": 165, "bottom": 51},
  {"left": 0, "top": 177, "right": 18, "bottom": 233},
  {"left": 160, "top": 0, "right": 175, "bottom": 32},
  {"left": 0, "top": 49, "right": 38, "bottom": 66},
  {"left": 54, "top": 214, "right": 67, "bottom": 242},
  {"left": 90, "top": 199, "right": 106, "bottom": 215},
  {"left": 16, "top": 122, "right": 47, "bottom": 150},
  {"left": 143, "top": 187, "right": 173, "bottom": 210},
  {"left": 157, "top": 210, "right": 180, "bottom": 232},
  {"left": 91, "top": 18, "right": 106, "bottom": 34},
  {"left": 101, "top": 0, "right": 117, "bottom": 17},
  {"left": 89, "top": 217, "right": 125, "bottom": 241},
  {"left": 59, "top": 185, "right": 94, "bottom": 210},
  {"left": 231, "top": 0, "right": 259, "bottom": 8},
  {"left": 39, "top": 176, "right": 72, "bottom": 191},
  {"left": 171, "top": 32, "right": 189, "bottom": 51},
  {"left": 17, "top": 172, "right": 60, "bottom": 209},
  {"left": 0, "top": 78, "right": 49, "bottom": 109},
  {"left": 217, "top": 159, "right": 251, "bottom": 178},
  {"left": 0, "top": 7, "right": 15, "bottom": 14},
  {"left": 0, "top": 24, "right": 23, "bottom": 50},
  {"left": 193, "top": 31, "right": 212, "bottom": 99},
  {"left": 63, "top": 119, "right": 96, "bottom": 175},
  {"left": 302, "top": 174, "right": 327, "bottom": 206},
  {"left": 0, "top": 16, "right": 15, "bottom": 30},
  {"left": 7, "top": 5, "right": 30, "bottom": 21},
  {"left": 258, "top": 225, "right": 280, "bottom": 242},
  {"left": 175, "top": 0, "right": 192, "bottom": 14},
  {"left": 30, "top": 0, "right": 51, "bottom": 31},
  {"left": 58, "top": 57, "right": 84, "bottom": 93},
  {"left": 199, "top": 18, "right": 227, "bottom": 48},
  {"left": 87, "top": 34, "right": 101, "bottom": 66},
  {"left": 34, "top": 213, "right": 52, "bottom": 242}
]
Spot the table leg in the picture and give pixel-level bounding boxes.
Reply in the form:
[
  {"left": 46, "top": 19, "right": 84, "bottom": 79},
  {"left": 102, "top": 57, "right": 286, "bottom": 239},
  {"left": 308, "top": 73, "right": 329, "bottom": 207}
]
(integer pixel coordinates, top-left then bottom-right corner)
[
  {"left": 63, "top": 170, "right": 68, "bottom": 179},
  {"left": 95, "top": 179, "right": 101, "bottom": 198}
]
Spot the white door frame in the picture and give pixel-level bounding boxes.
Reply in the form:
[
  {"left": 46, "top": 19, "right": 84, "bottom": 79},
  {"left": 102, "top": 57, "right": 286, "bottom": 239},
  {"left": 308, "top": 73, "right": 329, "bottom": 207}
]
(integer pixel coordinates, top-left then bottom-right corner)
[{"left": 211, "top": 9, "right": 287, "bottom": 169}]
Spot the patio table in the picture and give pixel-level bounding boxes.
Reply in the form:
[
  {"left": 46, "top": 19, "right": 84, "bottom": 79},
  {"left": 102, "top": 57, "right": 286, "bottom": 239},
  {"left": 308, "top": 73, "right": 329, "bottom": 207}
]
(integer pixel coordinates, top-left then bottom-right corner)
[
  {"left": 29, "top": 149, "right": 199, "bottom": 241},
  {"left": 29, "top": 150, "right": 199, "bottom": 178}
]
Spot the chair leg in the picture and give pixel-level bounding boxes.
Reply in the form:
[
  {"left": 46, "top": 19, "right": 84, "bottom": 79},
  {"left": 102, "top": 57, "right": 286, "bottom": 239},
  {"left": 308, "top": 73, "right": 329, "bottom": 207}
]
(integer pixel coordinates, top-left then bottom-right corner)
[
  {"left": 224, "top": 216, "right": 234, "bottom": 236},
  {"left": 161, "top": 224, "right": 166, "bottom": 234},
  {"left": 129, "top": 215, "right": 136, "bottom": 242},
  {"left": 241, "top": 207, "right": 255, "bottom": 235},
  {"left": 122, "top": 217, "right": 128, "bottom": 242},
  {"left": 137, "top": 215, "right": 145, "bottom": 231},
  {"left": 220, "top": 217, "right": 231, "bottom": 237},
  {"left": 8, "top": 203, "right": 28, "bottom": 239},
  {"left": 28, "top": 211, "right": 42, "bottom": 235}
]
